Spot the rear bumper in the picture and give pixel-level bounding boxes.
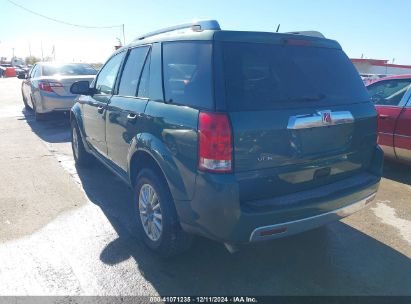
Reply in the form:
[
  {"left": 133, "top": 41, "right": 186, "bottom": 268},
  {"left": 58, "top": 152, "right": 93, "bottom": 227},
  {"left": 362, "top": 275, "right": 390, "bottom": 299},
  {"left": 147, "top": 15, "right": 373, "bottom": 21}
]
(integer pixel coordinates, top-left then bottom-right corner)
[
  {"left": 249, "top": 192, "right": 376, "bottom": 242},
  {"left": 176, "top": 146, "right": 383, "bottom": 244},
  {"left": 36, "top": 93, "right": 76, "bottom": 113}
]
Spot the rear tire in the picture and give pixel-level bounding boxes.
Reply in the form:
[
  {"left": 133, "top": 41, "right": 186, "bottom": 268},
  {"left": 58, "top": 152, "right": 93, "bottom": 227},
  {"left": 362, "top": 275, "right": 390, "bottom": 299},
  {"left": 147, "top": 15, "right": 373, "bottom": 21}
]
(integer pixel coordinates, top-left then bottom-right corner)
[
  {"left": 133, "top": 168, "right": 192, "bottom": 257},
  {"left": 71, "top": 120, "right": 93, "bottom": 167},
  {"left": 22, "top": 93, "right": 30, "bottom": 110},
  {"left": 32, "top": 100, "right": 46, "bottom": 121}
]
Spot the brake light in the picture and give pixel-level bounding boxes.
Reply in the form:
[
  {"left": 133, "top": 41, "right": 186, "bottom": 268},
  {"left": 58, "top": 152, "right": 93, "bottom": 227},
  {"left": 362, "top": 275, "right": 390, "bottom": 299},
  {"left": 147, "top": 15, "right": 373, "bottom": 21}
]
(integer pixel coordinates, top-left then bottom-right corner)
[
  {"left": 283, "top": 39, "right": 312, "bottom": 46},
  {"left": 38, "top": 81, "right": 63, "bottom": 92},
  {"left": 198, "top": 112, "right": 232, "bottom": 173}
]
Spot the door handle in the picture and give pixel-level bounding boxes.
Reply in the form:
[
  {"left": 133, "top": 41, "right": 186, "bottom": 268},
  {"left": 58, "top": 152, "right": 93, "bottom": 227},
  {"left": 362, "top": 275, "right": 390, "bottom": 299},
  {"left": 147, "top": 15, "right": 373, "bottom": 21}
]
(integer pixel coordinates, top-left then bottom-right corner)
[
  {"left": 378, "top": 114, "right": 389, "bottom": 119},
  {"left": 97, "top": 106, "right": 104, "bottom": 114}
]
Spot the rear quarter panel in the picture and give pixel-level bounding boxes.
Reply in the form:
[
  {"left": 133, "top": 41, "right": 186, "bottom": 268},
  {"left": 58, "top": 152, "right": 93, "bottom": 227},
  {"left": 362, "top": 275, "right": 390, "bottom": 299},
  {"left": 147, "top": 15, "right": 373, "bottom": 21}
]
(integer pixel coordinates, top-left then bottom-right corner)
[{"left": 129, "top": 100, "right": 199, "bottom": 201}]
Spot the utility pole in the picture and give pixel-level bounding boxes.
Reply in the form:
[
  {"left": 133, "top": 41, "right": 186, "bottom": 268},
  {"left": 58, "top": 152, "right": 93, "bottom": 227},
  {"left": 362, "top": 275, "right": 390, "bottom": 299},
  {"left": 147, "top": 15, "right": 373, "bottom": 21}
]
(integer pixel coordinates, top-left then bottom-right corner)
[
  {"left": 28, "top": 41, "right": 32, "bottom": 57},
  {"left": 12, "top": 48, "right": 15, "bottom": 59},
  {"left": 41, "top": 40, "right": 44, "bottom": 61},
  {"left": 122, "top": 24, "right": 126, "bottom": 45}
]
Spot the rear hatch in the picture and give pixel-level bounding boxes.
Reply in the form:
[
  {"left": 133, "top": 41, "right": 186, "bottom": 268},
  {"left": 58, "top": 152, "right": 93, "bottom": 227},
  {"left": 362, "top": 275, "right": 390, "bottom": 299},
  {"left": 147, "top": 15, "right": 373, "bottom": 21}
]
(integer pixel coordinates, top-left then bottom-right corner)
[{"left": 215, "top": 33, "right": 377, "bottom": 202}]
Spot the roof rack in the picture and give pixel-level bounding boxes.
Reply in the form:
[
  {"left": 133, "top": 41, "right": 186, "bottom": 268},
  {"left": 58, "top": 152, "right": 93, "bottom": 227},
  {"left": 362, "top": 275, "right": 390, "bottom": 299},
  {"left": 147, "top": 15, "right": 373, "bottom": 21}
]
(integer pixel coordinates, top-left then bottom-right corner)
[
  {"left": 135, "top": 19, "right": 221, "bottom": 41},
  {"left": 285, "top": 31, "right": 325, "bottom": 38}
]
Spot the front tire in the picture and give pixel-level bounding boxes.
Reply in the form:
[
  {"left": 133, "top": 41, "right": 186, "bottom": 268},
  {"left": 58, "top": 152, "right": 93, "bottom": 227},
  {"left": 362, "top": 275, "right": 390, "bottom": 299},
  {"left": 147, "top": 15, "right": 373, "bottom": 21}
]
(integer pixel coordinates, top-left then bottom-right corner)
[
  {"left": 133, "top": 168, "right": 192, "bottom": 257},
  {"left": 71, "top": 120, "right": 93, "bottom": 167}
]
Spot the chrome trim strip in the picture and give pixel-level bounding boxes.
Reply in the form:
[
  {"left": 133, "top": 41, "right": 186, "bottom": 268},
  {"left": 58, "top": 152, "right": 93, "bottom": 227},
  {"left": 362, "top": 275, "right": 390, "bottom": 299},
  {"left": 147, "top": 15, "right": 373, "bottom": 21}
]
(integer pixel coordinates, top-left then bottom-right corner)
[
  {"left": 287, "top": 110, "right": 354, "bottom": 130},
  {"left": 249, "top": 192, "right": 377, "bottom": 242},
  {"left": 378, "top": 132, "right": 393, "bottom": 136},
  {"left": 394, "top": 134, "right": 411, "bottom": 139}
]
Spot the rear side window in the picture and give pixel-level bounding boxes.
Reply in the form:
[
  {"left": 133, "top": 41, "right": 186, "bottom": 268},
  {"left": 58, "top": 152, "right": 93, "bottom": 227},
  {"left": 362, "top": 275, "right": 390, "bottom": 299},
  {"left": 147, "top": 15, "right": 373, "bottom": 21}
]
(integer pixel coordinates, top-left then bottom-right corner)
[
  {"left": 118, "top": 46, "right": 150, "bottom": 97},
  {"left": 367, "top": 79, "right": 411, "bottom": 106},
  {"left": 163, "top": 41, "right": 213, "bottom": 109},
  {"left": 137, "top": 52, "right": 150, "bottom": 98},
  {"left": 222, "top": 42, "right": 369, "bottom": 110}
]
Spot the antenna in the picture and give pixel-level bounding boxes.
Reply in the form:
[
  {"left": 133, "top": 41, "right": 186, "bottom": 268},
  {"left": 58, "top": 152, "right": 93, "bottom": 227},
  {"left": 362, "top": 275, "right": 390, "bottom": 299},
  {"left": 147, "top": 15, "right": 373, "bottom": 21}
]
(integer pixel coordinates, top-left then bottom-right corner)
[{"left": 276, "top": 24, "right": 280, "bottom": 33}]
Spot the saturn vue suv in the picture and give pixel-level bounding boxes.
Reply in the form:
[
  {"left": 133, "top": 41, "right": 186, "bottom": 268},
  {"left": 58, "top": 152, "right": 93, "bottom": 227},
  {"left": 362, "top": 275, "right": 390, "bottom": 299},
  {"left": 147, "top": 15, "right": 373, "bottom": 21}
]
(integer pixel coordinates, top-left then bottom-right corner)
[{"left": 69, "top": 20, "right": 383, "bottom": 256}]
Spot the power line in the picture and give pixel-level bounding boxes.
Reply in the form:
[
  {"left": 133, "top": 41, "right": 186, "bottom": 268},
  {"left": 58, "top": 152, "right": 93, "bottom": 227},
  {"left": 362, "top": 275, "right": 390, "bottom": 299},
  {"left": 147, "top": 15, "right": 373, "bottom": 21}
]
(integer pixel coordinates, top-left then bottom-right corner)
[{"left": 6, "top": 0, "right": 122, "bottom": 29}]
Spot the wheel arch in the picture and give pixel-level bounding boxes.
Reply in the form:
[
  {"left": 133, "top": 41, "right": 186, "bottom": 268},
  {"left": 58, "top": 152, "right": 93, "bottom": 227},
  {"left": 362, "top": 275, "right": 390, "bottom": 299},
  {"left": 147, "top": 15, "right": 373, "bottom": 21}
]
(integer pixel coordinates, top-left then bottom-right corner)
[
  {"left": 70, "top": 103, "right": 90, "bottom": 153},
  {"left": 128, "top": 133, "right": 195, "bottom": 202}
]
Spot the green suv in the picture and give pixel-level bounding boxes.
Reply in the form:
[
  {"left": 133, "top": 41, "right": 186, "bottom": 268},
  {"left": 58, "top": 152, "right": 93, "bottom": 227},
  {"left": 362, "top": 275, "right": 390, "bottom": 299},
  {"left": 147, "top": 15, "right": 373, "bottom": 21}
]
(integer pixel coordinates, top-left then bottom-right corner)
[{"left": 70, "top": 20, "right": 383, "bottom": 256}]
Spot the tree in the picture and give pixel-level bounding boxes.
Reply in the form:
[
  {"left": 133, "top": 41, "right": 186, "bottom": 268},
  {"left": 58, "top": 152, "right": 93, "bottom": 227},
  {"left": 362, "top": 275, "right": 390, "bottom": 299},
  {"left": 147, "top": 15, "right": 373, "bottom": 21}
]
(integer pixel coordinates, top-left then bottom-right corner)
[{"left": 25, "top": 56, "right": 41, "bottom": 65}]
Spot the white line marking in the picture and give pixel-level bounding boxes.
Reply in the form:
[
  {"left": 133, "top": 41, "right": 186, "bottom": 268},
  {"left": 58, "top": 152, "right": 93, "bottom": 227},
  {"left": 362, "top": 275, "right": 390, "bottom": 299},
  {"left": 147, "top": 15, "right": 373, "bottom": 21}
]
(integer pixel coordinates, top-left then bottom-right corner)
[{"left": 372, "top": 202, "right": 411, "bottom": 245}]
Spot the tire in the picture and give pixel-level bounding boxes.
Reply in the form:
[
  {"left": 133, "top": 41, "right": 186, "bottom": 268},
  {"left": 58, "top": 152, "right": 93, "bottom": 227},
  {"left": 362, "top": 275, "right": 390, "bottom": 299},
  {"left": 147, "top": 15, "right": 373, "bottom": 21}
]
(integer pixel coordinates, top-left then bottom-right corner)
[
  {"left": 22, "top": 93, "right": 30, "bottom": 110},
  {"left": 34, "top": 110, "right": 46, "bottom": 121},
  {"left": 71, "top": 120, "right": 93, "bottom": 167},
  {"left": 32, "top": 100, "right": 46, "bottom": 121},
  {"left": 133, "top": 168, "right": 192, "bottom": 257}
]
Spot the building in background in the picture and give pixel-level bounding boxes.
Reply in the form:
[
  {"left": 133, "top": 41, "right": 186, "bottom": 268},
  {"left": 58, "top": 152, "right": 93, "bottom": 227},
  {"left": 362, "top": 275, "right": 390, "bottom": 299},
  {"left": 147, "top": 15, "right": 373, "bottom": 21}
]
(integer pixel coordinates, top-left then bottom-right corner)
[
  {"left": 11, "top": 57, "right": 25, "bottom": 66},
  {"left": 351, "top": 58, "right": 411, "bottom": 76}
]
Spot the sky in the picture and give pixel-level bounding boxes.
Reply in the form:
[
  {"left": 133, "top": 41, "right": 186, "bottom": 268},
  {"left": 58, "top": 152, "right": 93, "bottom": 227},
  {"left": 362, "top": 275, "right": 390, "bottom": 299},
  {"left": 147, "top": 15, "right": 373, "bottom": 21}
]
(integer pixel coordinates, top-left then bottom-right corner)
[{"left": 0, "top": 0, "right": 410, "bottom": 65}]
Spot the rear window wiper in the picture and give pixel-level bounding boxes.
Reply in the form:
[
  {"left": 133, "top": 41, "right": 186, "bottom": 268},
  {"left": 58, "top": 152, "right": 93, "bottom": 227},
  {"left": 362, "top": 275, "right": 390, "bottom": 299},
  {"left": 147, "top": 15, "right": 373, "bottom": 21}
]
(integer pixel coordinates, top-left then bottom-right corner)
[{"left": 287, "top": 94, "right": 326, "bottom": 102}]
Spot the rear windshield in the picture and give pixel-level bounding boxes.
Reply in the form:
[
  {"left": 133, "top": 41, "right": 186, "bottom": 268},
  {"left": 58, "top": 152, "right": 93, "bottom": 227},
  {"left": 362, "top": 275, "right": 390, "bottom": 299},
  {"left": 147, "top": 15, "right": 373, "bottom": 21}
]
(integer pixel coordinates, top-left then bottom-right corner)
[
  {"left": 222, "top": 42, "right": 368, "bottom": 110},
  {"left": 42, "top": 64, "right": 97, "bottom": 76}
]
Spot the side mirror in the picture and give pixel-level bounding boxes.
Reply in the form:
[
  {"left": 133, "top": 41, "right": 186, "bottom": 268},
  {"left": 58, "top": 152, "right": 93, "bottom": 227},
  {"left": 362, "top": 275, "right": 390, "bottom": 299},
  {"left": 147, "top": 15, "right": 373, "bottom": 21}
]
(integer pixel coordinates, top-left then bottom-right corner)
[
  {"left": 17, "top": 73, "right": 27, "bottom": 79},
  {"left": 70, "top": 81, "right": 92, "bottom": 95}
]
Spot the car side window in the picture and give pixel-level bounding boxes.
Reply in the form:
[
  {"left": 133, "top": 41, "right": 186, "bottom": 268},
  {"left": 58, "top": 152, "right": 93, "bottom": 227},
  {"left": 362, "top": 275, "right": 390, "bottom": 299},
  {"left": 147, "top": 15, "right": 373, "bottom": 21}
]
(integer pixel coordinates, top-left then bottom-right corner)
[
  {"left": 118, "top": 46, "right": 149, "bottom": 97},
  {"left": 367, "top": 79, "right": 411, "bottom": 106},
  {"left": 34, "top": 66, "right": 41, "bottom": 77},
  {"left": 28, "top": 65, "right": 36, "bottom": 78},
  {"left": 137, "top": 52, "right": 150, "bottom": 98},
  {"left": 30, "top": 65, "right": 40, "bottom": 78},
  {"left": 162, "top": 41, "right": 213, "bottom": 109},
  {"left": 95, "top": 52, "right": 125, "bottom": 95}
]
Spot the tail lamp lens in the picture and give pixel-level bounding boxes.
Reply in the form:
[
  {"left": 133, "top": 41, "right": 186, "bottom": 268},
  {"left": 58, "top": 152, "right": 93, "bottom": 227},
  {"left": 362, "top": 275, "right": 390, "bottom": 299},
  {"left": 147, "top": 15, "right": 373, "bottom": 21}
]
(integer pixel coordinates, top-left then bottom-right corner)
[
  {"left": 198, "top": 112, "right": 232, "bottom": 173},
  {"left": 38, "top": 81, "right": 63, "bottom": 92}
]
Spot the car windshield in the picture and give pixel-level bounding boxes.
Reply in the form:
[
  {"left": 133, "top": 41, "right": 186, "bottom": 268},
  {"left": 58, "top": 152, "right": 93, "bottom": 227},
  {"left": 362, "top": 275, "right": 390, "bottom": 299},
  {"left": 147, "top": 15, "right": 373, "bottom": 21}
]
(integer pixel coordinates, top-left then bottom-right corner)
[
  {"left": 222, "top": 42, "right": 369, "bottom": 110},
  {"left": 42, "top": 64, "right": 97, "bottom": 76}
]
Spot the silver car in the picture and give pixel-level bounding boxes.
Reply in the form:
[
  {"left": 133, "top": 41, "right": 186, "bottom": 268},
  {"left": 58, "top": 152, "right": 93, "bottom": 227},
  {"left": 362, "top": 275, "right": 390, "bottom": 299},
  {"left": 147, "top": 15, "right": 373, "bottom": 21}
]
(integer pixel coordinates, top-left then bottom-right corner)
[{"left": 20, "top": 62, "right": 97, "bottom": 120}]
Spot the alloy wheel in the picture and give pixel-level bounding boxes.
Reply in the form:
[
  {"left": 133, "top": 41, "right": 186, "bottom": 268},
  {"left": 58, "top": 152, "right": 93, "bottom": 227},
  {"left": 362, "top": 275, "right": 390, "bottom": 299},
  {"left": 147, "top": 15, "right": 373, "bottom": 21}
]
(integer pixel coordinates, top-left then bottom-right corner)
[{"left": 139, "top": 183, "right": 163, "bottom": 241}]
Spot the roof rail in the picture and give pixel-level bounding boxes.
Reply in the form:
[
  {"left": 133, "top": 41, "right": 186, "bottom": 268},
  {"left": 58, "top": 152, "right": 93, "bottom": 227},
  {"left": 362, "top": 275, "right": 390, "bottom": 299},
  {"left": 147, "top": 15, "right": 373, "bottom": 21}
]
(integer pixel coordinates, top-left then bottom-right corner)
[
  {"left": 285, "top": 31, "right": 325, "bottom": 38},
  {"left": 135, "top": 19, "right": 221, "bottom": 41}
]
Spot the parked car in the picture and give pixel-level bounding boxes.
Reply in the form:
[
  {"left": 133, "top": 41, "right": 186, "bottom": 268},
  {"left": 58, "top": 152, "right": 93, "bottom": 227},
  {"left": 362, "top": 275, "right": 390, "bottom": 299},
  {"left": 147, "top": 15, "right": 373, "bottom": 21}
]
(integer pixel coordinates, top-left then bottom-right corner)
[
  {"left": 366, "top": 74, "right": 411, "bottom": 162},
  {"left": 0, "top": 64, "right": 17, "bottom": 77},
  {"left": 14, "top": 64, "right": 30, "bottom": 78},
  {"left": 20, "top": 62, "right": 97, "bottom": 120},
  {"left": 70, "top": 20, "right": 383, "bottom": 256}
]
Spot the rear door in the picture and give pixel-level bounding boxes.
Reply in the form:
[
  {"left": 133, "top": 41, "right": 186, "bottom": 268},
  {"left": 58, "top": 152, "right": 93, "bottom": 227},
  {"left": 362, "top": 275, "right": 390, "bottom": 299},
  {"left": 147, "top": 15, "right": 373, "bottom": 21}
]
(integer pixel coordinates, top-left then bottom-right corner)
[
  {"left": 392, "top": 82, "right": 411, "bottom": 160},
  {"left": 218, "top": 39, "right": 376, "bottom": 201},
  {"left": 22, "top": 65, "right": 36, "bottom": 104},
  {"left": 81, "top": 51, "right": 125, "bottom": 156},
  {"left": 367, "top": 78, "right": 411, "bottom": 158},
  {"left": 106, "top": 45, "right": 151, "bottom": 171}
]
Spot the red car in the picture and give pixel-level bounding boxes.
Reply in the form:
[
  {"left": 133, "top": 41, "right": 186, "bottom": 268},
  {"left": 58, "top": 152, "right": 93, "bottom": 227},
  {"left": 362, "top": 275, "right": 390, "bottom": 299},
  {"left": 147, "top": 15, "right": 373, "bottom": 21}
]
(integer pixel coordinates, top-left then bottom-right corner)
[
  {"left": 366, "top": 74, "right": 411, "bottom": 162},
  {"left": 0, "top": 64, "right": 17, "bottom": 77}
]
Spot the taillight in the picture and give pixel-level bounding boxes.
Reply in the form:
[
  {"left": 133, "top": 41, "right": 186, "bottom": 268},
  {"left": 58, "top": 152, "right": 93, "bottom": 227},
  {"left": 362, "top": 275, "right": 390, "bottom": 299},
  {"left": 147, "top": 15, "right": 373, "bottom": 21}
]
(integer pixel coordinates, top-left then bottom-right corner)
[
  {"left": 198, "top": 112, "right": 232, "bottom": 173},
  {"left": 38, "top": 81, "right": 63, "bottom": 92}
]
